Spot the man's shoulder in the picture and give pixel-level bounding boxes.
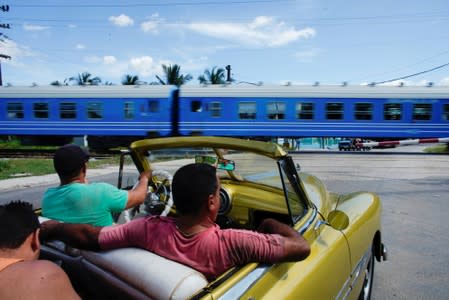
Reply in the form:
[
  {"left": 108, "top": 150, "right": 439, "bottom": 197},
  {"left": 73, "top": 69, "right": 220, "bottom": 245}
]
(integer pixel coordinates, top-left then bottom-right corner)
[
  {"left": 15, "top": 259, "right": 64, "bottom": 276},
  {"left": 0, "top": 259, "right": 63, "bottom": 282},
  {"left": 0, "top": 260, "right": 80, "bottom": 300}
]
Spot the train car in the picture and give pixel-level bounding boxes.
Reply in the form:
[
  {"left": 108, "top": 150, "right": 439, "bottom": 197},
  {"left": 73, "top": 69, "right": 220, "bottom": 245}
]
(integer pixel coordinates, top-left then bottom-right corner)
[
  {"left": 178, "top": 85, "right": 449, "bottom": 138},
  {"left": 0, "top": 85, "right": 175, "bottom": 148},
  {"left": 1, "top": 84, "right": 449, "bottom": 149}
]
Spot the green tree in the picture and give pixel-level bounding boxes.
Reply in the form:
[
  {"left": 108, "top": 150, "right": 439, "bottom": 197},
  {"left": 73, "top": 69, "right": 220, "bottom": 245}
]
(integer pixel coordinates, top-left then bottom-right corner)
[
  {"left": 50, "top": 79, "right": 68, "bottom": 86},
  {"left": 69, "top": 72, "right": 101, "bottom": 86},
  {"left": 198, "top": 66, "right": 226, "bottom": 85},
  {"left": 156, "top": 64, "right": 192, "bottom": 87},
  {"left": 122, "top": 74, "right": 144, "bottom": 85}
]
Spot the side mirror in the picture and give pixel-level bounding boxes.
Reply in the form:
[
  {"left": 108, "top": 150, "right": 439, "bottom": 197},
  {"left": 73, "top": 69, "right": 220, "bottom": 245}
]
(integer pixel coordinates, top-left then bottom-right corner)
[{"left": 327, "top": 210, "right": 349, "bottom": 231}]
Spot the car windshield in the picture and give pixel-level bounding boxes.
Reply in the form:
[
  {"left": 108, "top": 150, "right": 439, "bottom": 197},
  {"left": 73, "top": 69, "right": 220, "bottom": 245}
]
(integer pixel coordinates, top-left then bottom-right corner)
[{"left": 146, "top": 146, "right": 284, "bottom": 190}]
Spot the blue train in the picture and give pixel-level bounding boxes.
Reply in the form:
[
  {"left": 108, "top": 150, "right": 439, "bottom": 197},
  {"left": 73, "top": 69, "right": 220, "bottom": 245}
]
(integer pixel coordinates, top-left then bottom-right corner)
[{"left": 1, "top": 85, "right": 448, "bottom": 148}]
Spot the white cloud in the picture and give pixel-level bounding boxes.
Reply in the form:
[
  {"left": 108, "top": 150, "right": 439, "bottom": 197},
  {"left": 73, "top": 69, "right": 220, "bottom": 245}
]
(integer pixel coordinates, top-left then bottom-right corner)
[
  {"left": 104, "top": 56, "right": 117, "bottom": 64},
  {"left": 141, "top": 14, "right": 163, "bottom": 34},
  {"left": 184, "top": 16, "right": 315, "bottom": 47},
  {"left": 439, "top": 77, "right": 449, "bottom": 86},
  {"left": 1, "top": 40, "right": 34, "bottom": 62},
  {"left": 249, "top": 16, "right": 274, "bottom": 29},
  {"left": 129, "top": 56, "right": 157, "bottom": 76},
  {"left": 23, "top": 24, "right": 49, "bottom": 31},
  {"left": 76, "top": 44, "right": 85, "bottom": 50},
  {"left": 141, "top": 21, "right": 158, "bottom": 33},
  {"left": 109, "top": 14, "right": 134, "bottom": 27},
  {"left": 84, "top": 56, "right": 102, "bottom": 64}
]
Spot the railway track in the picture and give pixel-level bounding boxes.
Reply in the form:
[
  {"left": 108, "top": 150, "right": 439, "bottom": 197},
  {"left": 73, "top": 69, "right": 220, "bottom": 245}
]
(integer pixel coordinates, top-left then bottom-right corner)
[{"left": 0, "top": 148, "right": 122, "bottom": 159}]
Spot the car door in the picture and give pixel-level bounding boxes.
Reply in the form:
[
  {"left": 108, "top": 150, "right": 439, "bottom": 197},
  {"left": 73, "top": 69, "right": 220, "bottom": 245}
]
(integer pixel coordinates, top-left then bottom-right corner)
[
  {"left": 274, "top": 158, "right": 352, "bottom": 299},
  {"left": 205, "top": 157, "right": 352, "bottom": 300}
]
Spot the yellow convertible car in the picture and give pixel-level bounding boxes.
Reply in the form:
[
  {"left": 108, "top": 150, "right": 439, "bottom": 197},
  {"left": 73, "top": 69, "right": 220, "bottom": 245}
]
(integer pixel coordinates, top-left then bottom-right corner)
[{"left": 40, "top": 136, "right": 387, "bottom": 300}]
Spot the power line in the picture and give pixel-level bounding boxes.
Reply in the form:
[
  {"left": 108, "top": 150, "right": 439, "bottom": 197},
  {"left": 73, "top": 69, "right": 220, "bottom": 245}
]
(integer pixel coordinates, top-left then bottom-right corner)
[
  {"left": 373, "top": 62, "right": 449, "bottom": 85},
  {"left": 13, "top": 0, "right": 294, "bottom": 8}
]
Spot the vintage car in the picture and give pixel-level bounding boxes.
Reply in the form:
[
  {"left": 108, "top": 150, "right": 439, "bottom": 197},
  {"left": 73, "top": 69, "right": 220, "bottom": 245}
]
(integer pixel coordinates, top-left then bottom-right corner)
[{"left": 39, "top": 136, "right": 387, "bottom": 300}]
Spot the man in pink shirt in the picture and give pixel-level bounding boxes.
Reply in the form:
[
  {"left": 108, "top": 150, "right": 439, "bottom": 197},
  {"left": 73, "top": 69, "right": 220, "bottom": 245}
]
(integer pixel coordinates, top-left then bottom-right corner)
[{"left": 41, "top": 163, "right": 310, "bottom": 281}]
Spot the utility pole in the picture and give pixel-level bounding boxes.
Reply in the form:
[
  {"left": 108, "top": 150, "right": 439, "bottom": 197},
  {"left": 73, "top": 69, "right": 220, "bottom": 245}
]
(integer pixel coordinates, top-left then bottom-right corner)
[
  {"left": 225, "top": 65, "right": 232, "bottom": 82},
  {"left": 0, "top": 4, "right": 11, "bottom": 86},
  {"left": 0, "top": 54, "right": 11, "bottom": 86}
]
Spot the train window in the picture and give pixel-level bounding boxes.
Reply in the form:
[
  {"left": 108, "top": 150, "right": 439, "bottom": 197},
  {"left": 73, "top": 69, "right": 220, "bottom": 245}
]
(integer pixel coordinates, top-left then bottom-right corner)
[
  {"left": 124, "top": 102, "right": 134, "bottom": 119},
  {"left": 87, "top": 102, "right": 103, "bottom": 119},
  {"left": 238, "top": 102, "right": 256, "bottom": 119},
  {"left": 209, "top": 102, "right": 222, "bottom": 117},
  {"left": 354, "top": 103, "right": 372, "bottom": 120},
  {"left": 60, "top": 102, "right": 77, "bottom": 119},
  {"left": 443, "top": 104, "right": 449, "bottom": 121},
  {"left": 413, "top": 103, "right": 432, "bottom": 121},
  {"left": 33, "top": 102, "right": 49, "bottom": 119},
  {"left": 267, "top": 102, "right": 285, "bottom": 120},
  {"left": 148, "top": 100, "right": 160, "bottom": 113},
  {"left": 384, "top": 103, "right": 402, "bottom": 120},
  {"left": 296, "top": 102, "right": 314, "bottom": 119},
  {"left": 191, "top": 100, "right": 202, "bottom": 112},
  {"left": 326, "top": 102, "right": 344, "bottom": 120},
  {"left": 7, "top": 102, "right": 24, "bottom": 119}
]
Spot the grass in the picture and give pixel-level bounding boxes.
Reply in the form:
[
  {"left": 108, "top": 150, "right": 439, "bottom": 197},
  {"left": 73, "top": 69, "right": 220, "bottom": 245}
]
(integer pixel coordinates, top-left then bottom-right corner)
[
  {"left": 0, "top": 137, "right": 124, "bottom": 180},
  {"left": 0, "top": 157, "right": 121, "bottom": 180},
  {"left": 424, "top": 144, "right": 449, "bottom": 153}
]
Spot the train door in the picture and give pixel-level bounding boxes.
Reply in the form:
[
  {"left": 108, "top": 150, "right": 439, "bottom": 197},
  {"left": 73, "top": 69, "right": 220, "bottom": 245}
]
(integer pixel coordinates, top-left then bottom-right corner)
[{"left": 179, "top": 97, "right": 220, "bottom": 136}]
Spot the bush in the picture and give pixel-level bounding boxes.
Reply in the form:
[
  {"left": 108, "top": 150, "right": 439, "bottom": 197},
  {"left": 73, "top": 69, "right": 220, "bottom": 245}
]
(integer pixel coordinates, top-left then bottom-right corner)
[{"left": 0, "top": 160, "right": 11, "bottom": 172}]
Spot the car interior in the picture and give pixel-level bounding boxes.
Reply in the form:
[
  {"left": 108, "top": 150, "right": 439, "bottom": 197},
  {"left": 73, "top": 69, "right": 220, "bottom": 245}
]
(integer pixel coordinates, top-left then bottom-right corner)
[{"left": 38, "top": 151, "right": 304, "bottom": 300}]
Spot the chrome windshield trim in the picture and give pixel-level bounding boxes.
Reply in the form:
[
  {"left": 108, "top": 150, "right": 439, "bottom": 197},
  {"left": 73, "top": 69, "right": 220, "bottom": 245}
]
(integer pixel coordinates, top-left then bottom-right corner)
[{"left": 218, "top": 209, "right": 317, "bottom": 300}]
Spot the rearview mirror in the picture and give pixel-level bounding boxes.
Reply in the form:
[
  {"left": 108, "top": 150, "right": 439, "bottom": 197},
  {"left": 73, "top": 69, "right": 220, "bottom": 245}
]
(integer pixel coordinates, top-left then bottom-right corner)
[
  {"left": 195, "top": 156, "right": 235, "bottom": 171},
  {"left": 217, "top": 159, "right": 235, "bottom": 171}
]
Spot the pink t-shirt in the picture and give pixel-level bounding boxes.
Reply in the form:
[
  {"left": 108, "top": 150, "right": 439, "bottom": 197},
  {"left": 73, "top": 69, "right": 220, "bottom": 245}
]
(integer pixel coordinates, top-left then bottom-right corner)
[{"left": 99, "top": 216, "right": 284, "bottom": 280}]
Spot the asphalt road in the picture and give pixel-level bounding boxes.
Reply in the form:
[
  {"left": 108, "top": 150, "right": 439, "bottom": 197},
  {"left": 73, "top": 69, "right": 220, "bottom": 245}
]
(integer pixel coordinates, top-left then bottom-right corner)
[
  {"left": 1, "top": 146, "right": 448, "bottom": 299},
  {"left": 294, "top": 150, "right": 449, "bottom": 300}
]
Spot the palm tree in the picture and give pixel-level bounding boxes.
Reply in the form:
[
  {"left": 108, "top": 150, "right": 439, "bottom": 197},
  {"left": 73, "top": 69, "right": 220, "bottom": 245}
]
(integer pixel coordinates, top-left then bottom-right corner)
[
  {"left": 155, "top": 64, "right": 192, "bottom": 87},
  {"left": 122, "top": 74, "right": 144, "bottom": 85},
  {"left": 50, "top": 79, "right": 68, "bottom": 86},
  {"left": 69, "top": 72, "right": 101, "bottom": 86},
  {"left": 198, "top": 66, "right": 227, "bottom": 85}
]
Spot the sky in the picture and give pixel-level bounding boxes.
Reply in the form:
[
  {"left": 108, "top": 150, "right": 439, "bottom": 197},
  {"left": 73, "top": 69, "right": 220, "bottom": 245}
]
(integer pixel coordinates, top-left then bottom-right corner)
[{"left": 1, "top": 0, "right": 449, "bottom": 87}]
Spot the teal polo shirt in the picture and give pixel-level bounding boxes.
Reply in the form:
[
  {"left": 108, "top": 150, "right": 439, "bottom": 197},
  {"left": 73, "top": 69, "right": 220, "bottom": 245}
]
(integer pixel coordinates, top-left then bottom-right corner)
[{"left": 42, "top": 182, "right": 128, "bottom": 226}]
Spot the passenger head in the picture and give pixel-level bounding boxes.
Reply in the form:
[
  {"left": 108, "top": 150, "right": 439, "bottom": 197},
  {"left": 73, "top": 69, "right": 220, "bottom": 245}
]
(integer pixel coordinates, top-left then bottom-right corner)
[
  {"left": 0, "top": 201, "right": 40, "bottom": 250},
  {"left": 172, "top": 163, "right": 218, "bottom": 216},
  {"left": 53, "top": 144, "right": 90, "bottom": 180}
]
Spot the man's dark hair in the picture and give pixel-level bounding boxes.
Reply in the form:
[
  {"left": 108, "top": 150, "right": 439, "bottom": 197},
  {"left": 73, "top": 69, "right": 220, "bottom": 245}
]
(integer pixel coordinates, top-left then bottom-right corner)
[
  {"left": 53, "top": 144, "right": 90, "bottom": 179},
  {"left": 172, "top": 163, "right": 218, "bottom": 216},
  {"left": 0, "top": 201, "right": 40, "bottom": 249}
]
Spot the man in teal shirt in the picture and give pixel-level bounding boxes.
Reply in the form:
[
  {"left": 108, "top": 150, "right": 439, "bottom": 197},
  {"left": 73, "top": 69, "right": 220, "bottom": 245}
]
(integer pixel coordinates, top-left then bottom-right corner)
[{"left": 42, "top": 144, "right": 151, "bottom": 226}]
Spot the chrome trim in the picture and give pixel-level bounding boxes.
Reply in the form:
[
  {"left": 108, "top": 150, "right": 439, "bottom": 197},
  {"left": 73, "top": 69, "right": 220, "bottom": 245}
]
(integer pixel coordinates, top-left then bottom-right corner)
[
  {"left": 335, "top": 246, "right": 372, "bottom": 300},
  {"left": 382, "top": 244, "right": 388, "bottom": 261},
  {"left": 218, "top": 209, "right": 317, "bottom": 300},
  {"left": 335, "top": 276, "right": 352, "bottom": 300}
]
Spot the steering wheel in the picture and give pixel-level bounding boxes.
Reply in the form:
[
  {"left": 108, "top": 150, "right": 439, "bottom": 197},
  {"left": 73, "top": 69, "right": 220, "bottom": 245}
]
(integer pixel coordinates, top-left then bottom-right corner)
[{"left": 120, "top": 170, "right": 173, "bottom": 223}]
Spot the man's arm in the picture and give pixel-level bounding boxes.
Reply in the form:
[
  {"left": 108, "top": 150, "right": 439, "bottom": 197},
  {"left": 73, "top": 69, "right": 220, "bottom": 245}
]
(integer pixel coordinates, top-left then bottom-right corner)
[
  {"left": 40, "top": 220, "right": 102, "bottom": 250},
  {"left": 125, "top": 170, "right": 152, "bottom": 209},
  {"left": 257, "top": 218, "right": 310, "bottom": 261}
]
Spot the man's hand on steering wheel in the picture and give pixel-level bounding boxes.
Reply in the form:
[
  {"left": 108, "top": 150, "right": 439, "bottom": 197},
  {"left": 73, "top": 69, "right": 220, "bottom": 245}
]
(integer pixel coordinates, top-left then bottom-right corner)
[{"left": 139, "top": 170, "right": 152, "bottom": 182}]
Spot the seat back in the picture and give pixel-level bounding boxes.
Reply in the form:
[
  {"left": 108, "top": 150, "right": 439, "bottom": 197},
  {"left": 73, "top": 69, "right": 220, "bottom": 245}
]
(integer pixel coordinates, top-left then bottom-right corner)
[
  {"left": 81, "top": 248, "right": 208, "bottom": 300},
  {"left": 38, "top": 217, "right": 208, "bottom": 299}
]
